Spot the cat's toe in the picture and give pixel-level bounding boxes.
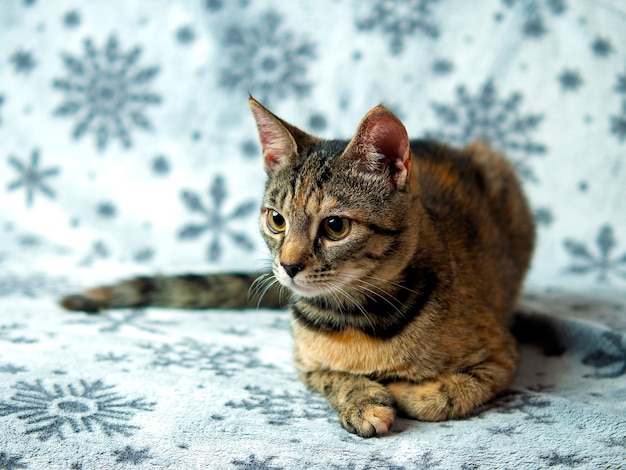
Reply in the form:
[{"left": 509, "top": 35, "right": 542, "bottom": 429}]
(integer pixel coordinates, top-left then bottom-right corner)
[{"left": 341, "top": 403, "right": 396, "bottom": 438}]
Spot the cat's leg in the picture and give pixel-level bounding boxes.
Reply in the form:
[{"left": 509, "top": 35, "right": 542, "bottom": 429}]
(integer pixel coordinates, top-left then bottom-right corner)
[
  {"left": 300, "top": 370, "right": 396, "bottom": 438},
  {"left": 386, "top": 351, "right": 517, "bottom": 421}
]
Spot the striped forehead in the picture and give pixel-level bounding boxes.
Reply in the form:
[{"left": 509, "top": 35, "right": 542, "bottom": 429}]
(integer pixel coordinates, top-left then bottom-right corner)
[{"left": 265, "top": 143, "right": 349, "bottom": 217}]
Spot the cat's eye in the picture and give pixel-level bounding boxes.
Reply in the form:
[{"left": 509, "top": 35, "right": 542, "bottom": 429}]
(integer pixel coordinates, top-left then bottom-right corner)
[
  {"left": 322, "top": 217, "right": 351, "bottom": 240},
  {"left": 267, "top": 210, "right": 287, "bottom": 233}
]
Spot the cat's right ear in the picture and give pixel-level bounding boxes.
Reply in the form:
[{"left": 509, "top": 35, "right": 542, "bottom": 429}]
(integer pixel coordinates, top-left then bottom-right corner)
[{"left": 249, "top": 97, "right": 317, "bottom": 174}]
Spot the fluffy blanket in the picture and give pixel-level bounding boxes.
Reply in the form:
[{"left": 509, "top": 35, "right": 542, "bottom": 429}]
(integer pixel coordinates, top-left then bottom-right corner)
[
  {"left": 1, "top": 0, "right": 625, "bottom": 468},
  {"left": 0, "top": 287, "right": 625, "bottom": 468}
]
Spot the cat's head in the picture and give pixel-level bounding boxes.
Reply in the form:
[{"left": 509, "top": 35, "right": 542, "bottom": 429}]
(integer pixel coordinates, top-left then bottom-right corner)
[{"left": 250, "top": 97, "right": 415, "bottom": 304}]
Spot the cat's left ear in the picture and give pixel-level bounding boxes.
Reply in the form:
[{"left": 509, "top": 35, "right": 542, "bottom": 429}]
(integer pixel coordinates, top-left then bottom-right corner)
[
  {"left": 249, "top": 96, "right": 319, "bottom": 174},
  {"left": 344, "top": 105, "right": 411, "bottom": 190}
]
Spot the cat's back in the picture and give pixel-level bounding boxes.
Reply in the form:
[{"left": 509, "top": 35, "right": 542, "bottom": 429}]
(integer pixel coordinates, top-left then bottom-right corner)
[{"left": 410, "top": 139, "right": 535, "bottom": 316}]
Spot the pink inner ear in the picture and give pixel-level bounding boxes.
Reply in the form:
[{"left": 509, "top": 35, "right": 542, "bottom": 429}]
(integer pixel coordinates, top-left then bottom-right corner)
[
  {"left": 360, "top": 110, "right": 411, "bottom": 188},
  {"left": 249, "top": 101, "right": 297, "bottom": 172},
  {"left": 370, "top": 118, "right": 409, "bottom": 167},
  {"left": 257, "top": 122, "right": 286, "bottom": 167}
]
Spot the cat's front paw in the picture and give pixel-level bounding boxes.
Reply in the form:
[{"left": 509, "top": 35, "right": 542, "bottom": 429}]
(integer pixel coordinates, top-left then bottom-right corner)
[{"left": 339, "top": 399, "right": 396, "bottom": 438}]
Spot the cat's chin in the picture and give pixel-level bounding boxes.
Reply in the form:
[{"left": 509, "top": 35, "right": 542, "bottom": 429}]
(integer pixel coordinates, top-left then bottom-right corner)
[{"left": 282, "top": 279, "right": 325, "bottom": 298}]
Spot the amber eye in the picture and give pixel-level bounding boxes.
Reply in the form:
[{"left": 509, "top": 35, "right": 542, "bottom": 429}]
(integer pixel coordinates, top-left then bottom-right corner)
[
  {"left": 322, "top": 217, "right": 350, "bottom": 240},
  {"left": 267, "top": 210, "right": 286, "bottom": 233}
]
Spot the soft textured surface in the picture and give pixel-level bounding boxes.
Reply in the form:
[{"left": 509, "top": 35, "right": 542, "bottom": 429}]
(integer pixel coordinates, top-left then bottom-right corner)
[{"left": 1, "top": 0, "right": 625, "bottom": 468}]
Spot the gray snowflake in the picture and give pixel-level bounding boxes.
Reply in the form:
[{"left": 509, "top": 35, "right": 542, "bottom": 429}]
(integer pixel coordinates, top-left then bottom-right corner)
[
  {"left": 52, "top": 34, "right": 162, "bottom": 151},
  {"left": 205, "top": 0, "right": 250, "bottom": 12},
  {"left": 6, "top": 149, "right": 60, "bottom": 208},
  {"left": 534, "top": 207, "right": 554, "bottom": 227},
  {"left": 540, "top": 451, "right": 589, "bottom": 467},
  {"left": 96, "top": 201, "right": 117, "bottom": 218},
  {"left": 9, "top": 50, "right": 37, "bottom": 74},
  {"left": 175, "top": 26, "right": 196, "bottom": 45},
  {"left": 141, "top": 338, "right": 273, "bottom": 377},
  {"left": 232, "top": 454, "right": 282, "bottom": 470},
  {"left": 591, "top": 37, "right": 614, "bottom": 57},
  {"left": 492, "top": 391, "right": 555, "bottom": 424},
  {"left": 113, "top": 446, "right": 153, "bottom": 465},
  {"left": 225, "top": 385, "right": 332, "bottom": 425},
  {"left": 95, "top": 352, "right": 129, "bottom": 363},
  {"left": 501, "top": 0, "right": 567, "bottom": 38},
  {"left": 0, "top": 273, "right": 71, "bottom": 298},
  {"left": 0, "top": 324, "right": 37, "bottom": 345},
  {"left": 558, "top": 69, "right": 583, "bottom": 91},
  {"left": 220, "top": 10, "right": 316, "bottom": 104},
  {"left": 431, "top": 58, "right": 454, "bottom": 76},
  {"left": 356, "top": 0, "right": 440, "bottom": 54},
  {"left": 410, "top": 451, "right": 443, "bottom": 470},
  {"left": 564, "top": 224, "right": 626, "bottom": 283},
  {"left": 62, "top": 10, "right": 81, "bottom": 28},
  {"left": 151, "top": 154, "right": 171, "bottom": 174},
  {"left": 611, "top": 67, "right": 626, "bottom": 142},
  {"left": 78, "top": 240, "right": 110, "bottom": 267},
  {"left": 0, "top": 452, "right": 27, "bottom": 470},
  {"left": 67, "top": 309, "right": 178, "bottom": 334},
  {"left": 0, "top": 363, "right": 28, "bottom": 374},
  {"left": 178, "top": 175, "right": 256, "bottom": 262},
  {"left": 0, "top": 379, "right": 155, "bottom": 441},
  {"left": 133, "top": 247, "right": 154, "bottom": 263},
  {"left": 427, "top": 79, "right": 546, "bottom": 182},
  {"left": 582, "top": 332, "right": 626, "bottom": 378},
  {"left": 0, "top": 94, "right": 4, "bottom": 125}
]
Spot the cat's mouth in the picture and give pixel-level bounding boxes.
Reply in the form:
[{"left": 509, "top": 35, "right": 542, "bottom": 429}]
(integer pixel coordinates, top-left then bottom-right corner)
[
  {"left": 277, "top": 275, "right": 325, "bottom": 298},
  {"left": 274, "top": 265, "right": 362, "bottom": 299}
]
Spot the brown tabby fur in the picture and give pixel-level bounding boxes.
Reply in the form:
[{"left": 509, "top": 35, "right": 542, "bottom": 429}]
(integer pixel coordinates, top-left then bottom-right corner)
[{"left": 61, "top": 97, "right": 535, "bottom": 438}]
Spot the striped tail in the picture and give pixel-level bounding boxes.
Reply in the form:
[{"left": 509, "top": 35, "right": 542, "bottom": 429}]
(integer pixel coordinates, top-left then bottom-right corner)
[{"left": 60, "top": 272, "right": 284, "bottom": 313}]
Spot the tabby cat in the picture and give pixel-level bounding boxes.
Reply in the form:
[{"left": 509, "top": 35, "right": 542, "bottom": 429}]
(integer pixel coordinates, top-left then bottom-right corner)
[{"left": 61, "top": 97, "right": 535, "bottom": 438}]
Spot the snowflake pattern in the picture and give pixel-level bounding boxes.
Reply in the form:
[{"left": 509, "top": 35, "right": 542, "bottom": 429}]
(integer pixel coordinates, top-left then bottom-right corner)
[
  {"left": 6, "top": 149, "right": 60, "bottom": 208},
  {"left": 66, "top": 309, "right": 178, "bottom": 334},
  {"left": 113, "top": 446, "right": 153, "bottom": 464},
  {"left": 175, "top": 26, "right": 196, "bottom": 45},
  {"left": 220, "top": 10, "right": 316, "bottom": 104},
  {"left": 225, "top": 385, "right": 332, "bottom": 425},
  {"left": 558, "top": 69, "right": 584, "bottom": 91},
  {"left": 591, "top": 37, "right": 614, "bottom": 57},
  {"left": 52, "top": 35, "right": 162, "bottom": 151},
  {"left": 178, "top": 175, "right": 257, "bottom": 262},
  {"left": 491, "top": 391, "right": 555, "bottom": 424},
  {"left": 1, "top": 2, "right": 626, "bottom": 468},
  {"left": 427, "top": 79, "right": 546, "bottom": 182},
  {"left": 563, "top": 225, "right": 626, "bottom": 283},
  {"left": 582, "top": 332, "right": 626, "bottom": 378},
  {"left": 0, "top": 274, "right": 72, "bottom": 298},
  {"left": 0, "top": 363, "right": 28, "bottom": 374},
  {"left": 141, "top": 338, "right": 274, "bottom": 377},
  {"left": 0, "top": 379, "right": 155, "bottom": 441},
  {"left": 232, "top": 454, "right": 282, "bottom": 470},
  {"left": 611, "top": 66, "right": 626, "bottom": 142},
  {"left": 0, "top": 324, "right": 37, "bottom": 345},
  {"left": 356, "top": 0, "right": 441, "bottom": 54},
  {"left": 62, "top": 9, "right": 81, "bottom": 28},
  {"left": 501, "top": 0, "right": 567, "bottom": 38},
  {"left": 205, "top": 0, "right": 250, "bottom": 12},
  {"left": 539, "top": 451, "right": 590, "bottom": 467},
  {"left": 0, "top": 452, "right": 27, "bottom": 470},
  {"left": 9, "top": 50, "right": 37, "bottom": 75}
]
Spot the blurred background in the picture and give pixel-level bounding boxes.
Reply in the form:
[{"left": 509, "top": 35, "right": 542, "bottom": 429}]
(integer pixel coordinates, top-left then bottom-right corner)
[{"left": 1, "top": 0, "right": 625, "bottom": 293}]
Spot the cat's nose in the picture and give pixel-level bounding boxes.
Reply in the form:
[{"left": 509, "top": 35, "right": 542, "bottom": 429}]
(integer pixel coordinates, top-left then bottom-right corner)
[{"left": 281, "top": 262, "right": 305, "bottom": 278}]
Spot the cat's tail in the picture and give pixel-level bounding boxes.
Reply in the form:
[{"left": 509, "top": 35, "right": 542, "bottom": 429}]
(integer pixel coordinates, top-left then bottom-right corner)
[{"left": 59, "top": 272, "right": 284, "bottom": 313}]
